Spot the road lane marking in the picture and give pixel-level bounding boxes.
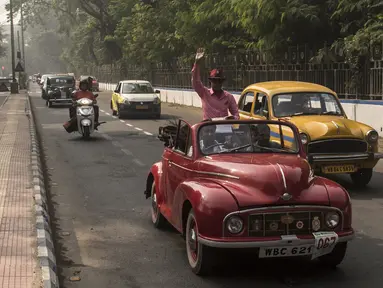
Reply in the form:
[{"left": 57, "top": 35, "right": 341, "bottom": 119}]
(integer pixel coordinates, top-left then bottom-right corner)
[
  {"left": 121, "top": 149, "right": 132, "bottom": 156},
  {"left": 133, "top": 158, "right": 145, "bottom": 167},
  {"left": 112, "top": 141, "right": 123, "bottom": 147},
  {"left": 100, "top": 110, "right": 157, "bottom": 137}
]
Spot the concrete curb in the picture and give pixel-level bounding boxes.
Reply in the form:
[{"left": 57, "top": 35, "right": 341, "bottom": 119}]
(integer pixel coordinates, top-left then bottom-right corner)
[{"left": 25, "top": 92, "right": 60, "bottom": 288}]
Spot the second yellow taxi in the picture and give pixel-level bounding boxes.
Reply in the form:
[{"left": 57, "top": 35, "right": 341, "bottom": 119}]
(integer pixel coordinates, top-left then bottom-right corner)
[{"left": 238, "top": 81, "right": 381, "bottom": 187}]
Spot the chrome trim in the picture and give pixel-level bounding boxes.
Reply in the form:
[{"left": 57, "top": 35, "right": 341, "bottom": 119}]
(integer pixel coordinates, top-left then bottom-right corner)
[
  {"left": 312, "top": 153, "right": 369, "bottom": 161},
  {"left": 331, "top": 121, "right": 340, "bottom": 135},
  {"left": 162, "top": 156, "right": 239, "bottom": 179},
  {"left": 374, "top": 153, "right": 383, "bottom": 159},
  {"left": 276, "top": 164, "right": 287, "bottom": 191},
  {"left": 222, "top": 205, "right": 344, "bottom": 237},
  {"left": 308, "top": 138, "right": 368, "bottom": 145},
  {"left": 198, "top": 232, "right": 354, "bottom": 249}
]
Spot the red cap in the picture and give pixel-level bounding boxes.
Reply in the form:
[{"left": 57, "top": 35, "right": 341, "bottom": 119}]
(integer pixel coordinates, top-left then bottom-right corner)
[{"left": 208, "top": 68, "right": 225, "bottom": 80}]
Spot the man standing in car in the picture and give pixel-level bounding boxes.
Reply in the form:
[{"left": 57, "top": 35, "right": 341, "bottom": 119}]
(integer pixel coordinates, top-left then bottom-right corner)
[{"left": 191, "top": 48, "right": 239, "bottom": 120}]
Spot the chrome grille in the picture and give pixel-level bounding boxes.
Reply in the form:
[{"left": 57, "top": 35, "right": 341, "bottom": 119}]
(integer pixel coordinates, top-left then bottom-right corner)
[
  {"left": 248, "top": 211, "right": 332, "bottom": 237},
  {"left": 308, "top": 139, "right": 367, "bottom": 154}
]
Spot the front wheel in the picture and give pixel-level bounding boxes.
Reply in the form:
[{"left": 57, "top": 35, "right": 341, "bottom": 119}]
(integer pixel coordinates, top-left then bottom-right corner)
[
  {"left": 350, "top": 168, "right": 373, "bottom": 188},
  {"left": 186, "top": 209, "right": 214, "bottom": 275},
  {"left": 82, "top": 126, "right": 90, "bottom": 139},
  {"left": 46, "top": 100, "right": 52, "bottom": 108},
  {"left": 318, "top": 242, "right": 347, "bottom": 268},
  {"left": 150, "top": 182, "right": 166, "bottom": 228}
]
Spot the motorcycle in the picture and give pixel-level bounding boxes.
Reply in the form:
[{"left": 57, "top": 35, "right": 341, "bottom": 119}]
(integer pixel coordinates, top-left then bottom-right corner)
[{"left": 74, "top": 95, "right": 100, "bottom": 138}]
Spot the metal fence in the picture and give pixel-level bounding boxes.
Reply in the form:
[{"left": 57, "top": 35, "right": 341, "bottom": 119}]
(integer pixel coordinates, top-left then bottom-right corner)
[{"left": 88, "top": 47, "right": 383, "bottom": 100}]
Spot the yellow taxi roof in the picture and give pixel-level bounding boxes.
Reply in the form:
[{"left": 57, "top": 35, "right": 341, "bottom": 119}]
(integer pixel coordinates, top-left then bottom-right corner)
[{"left": 244, "top": 81, "right": 336, "bottom": 96}]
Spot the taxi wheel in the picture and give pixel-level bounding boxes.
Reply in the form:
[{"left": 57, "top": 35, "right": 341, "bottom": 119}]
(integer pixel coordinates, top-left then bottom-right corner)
[
  {"left": 350, "top": 168, "right": 373, "bottom": 188},
  {"left": 318, "top": 242, "right": 347, "bottom": 268},
  {"left": 150, "top": 182, "right": 166, "bottom": 229},
  {"left": 186, "top": 209, "right": 214, "bottom": 275}
]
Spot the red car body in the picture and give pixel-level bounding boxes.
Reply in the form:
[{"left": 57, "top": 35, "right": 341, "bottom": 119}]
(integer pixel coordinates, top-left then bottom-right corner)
[{"left": 145, "top": 119, "right": 354, "bottom": 275}]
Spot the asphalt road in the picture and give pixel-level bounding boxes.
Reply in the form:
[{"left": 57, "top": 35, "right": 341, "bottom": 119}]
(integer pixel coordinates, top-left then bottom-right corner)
[{"left": 28, "top": 83, "right": 383, "bottom": 288}]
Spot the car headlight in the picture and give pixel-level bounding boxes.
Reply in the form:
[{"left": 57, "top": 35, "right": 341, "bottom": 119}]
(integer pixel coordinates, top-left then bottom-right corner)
[
  {"left": 300, "top": 133, "right": 308, "bottom": 145},
  {"left": 153, "top": 97, "right": 161, "bottom": 104},
  {"left": 366, "top": 130, "right": 378, "bottom": 143},
  {"left": 325, "top": 212, "right": 340, "bottom": 228},
  {"left": 226, "top": 216, "right": 243, "bottom": 234}
]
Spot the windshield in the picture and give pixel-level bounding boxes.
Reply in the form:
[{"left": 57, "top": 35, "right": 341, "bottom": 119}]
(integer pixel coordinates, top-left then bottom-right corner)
[
  {"left": 198, "top": 122, "right": 299, "bottom": 155},
  {"left": 122, "top": 83, "right": 154, "bottom": 94},
  {"left": 272, "top": 93, "right": 343, "bottom": 117},
  {"left": 49, "top": 77, "right": 74, "bottom": 85}
]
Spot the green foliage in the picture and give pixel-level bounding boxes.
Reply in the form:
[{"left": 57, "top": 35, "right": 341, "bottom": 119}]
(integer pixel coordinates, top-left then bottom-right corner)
[{"left": 6, "top": 0, "right": 382, "bottom": 81}]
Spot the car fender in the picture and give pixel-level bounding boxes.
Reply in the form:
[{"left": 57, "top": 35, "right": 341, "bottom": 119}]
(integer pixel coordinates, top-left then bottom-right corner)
[
  {"left": 320, "top": 177, "right": 352, "bottom": 228},
  {"left": 144, "top": 162, "right": 164, "bottom": 202},
  {"left": 173, "top": 178, "right": 239, "bottom": 238}
]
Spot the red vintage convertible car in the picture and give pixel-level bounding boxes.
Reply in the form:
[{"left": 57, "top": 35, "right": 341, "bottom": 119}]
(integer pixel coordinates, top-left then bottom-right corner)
[{"left": 144, "top": 119, "right": 354, "bottom": 275}]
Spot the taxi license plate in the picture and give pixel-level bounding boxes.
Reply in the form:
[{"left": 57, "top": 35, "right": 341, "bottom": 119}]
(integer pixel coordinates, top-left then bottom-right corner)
[
  {"left": 136, "top": 105, "right": 148, "bottom": 110},
  {"left": 259, "top": 232, "right": 339, "bottom": 259},
  {"left": 322, "top": 165, "right": 356, "bottom": 174}
]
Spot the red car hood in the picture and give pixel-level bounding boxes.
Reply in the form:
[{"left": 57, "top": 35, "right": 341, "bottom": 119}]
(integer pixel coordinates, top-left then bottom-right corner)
[{"left": 197, "top": 154, "right": 330, "bottom": 208}]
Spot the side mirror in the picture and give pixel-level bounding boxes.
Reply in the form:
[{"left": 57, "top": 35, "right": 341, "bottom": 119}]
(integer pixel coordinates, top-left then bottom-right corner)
[
  {"left": 94, "top": 93, "right": 99, "bottom": 98},
  {"left": 114, "top": 89, "right": 119, "bottom": 93},
  {"left": 155, "top": 90, "right": 160, "bottom": 93}
]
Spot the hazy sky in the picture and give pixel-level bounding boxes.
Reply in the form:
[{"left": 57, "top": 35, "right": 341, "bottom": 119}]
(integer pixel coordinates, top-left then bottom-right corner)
[{"left": 0, "top": 0, "right": 21, "bottom": 25}]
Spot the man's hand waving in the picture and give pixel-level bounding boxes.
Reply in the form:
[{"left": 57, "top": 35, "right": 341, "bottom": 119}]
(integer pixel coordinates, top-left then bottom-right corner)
[{"left": 195, "top": 48, "right": 205, "bottom": 64}]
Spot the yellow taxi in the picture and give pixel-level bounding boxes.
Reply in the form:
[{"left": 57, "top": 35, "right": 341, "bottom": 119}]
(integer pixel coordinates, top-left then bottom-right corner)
[{"left": 238, "top": 81, "right": 381, "bottom": 187}]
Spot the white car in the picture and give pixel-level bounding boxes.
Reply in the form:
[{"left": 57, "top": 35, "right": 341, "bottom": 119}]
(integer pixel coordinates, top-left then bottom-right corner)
[{"left": 110, "top": 80, "right": 161, "bottom": 118}]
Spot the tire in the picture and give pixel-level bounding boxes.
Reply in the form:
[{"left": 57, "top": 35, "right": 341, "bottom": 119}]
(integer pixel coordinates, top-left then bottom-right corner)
[
  {"left": 318, "top": 242, "right": 347, "bottom": 268},
  {"left": 186, "top": 209, "right": 214, "bottom": 275},
  {"left": 47, "top": 100, "right": 53, "bottom": 108},
  {"left": 350, "top": 168, "right": 373, "bottom": 188},
  {"left": 83, "top": 126, "right": 90, "bottom": 139},
  {"left": 150, "top": 182, "right": 166, "bottom": 228}
]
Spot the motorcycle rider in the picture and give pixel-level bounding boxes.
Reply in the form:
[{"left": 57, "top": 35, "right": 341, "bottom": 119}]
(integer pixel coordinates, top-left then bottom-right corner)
[{"left": 69, "top": 79, "right": 99, "bottom": 125}]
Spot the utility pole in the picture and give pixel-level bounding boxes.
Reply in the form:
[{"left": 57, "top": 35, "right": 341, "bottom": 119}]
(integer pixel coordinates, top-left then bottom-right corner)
[
  {"left": 21, "top": 4, "right": 25, "bottom": 68},
  {"left": 9, "top": 0, "right": 18, "bottom": 93},
  {"left": 17, "top": 31, "right": 21, "bottom": 88}
]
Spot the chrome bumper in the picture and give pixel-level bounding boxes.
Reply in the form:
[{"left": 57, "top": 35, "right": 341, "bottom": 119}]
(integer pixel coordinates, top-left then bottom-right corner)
[{"left": 198, "top": 233, "right": 354, "bottom": 249}]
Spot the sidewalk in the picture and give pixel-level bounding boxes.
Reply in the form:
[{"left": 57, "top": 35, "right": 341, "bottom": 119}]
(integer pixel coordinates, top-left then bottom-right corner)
[{"left": 0, "top": 93, "right": 42, "bottom": 287}]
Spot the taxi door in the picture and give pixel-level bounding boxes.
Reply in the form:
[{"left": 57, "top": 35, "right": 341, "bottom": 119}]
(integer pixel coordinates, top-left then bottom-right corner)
[
  {"left": 111, "top": 82, "right": 121, "bottom": 111},
  {"left": 238, "top": 90, "right": 256, "bottom": 120}
]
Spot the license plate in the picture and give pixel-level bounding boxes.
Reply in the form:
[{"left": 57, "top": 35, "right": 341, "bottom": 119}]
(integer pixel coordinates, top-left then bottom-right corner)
[
  {"left": 322, "top": 165, "right": 356, "bottom": 174},
  {"left": 259, "top": 231, "right": 339, "bottom": 259},
  {"left": 259, "top": 245, "right": 313, "bottom": 258},
  {"left": 136, "top": 105, "right": 148, "bottom": 110},
  {"left": 61, "top": 91, "right": 66, "bottom": 98},
  {"left": 311, "top": 231, "right": 339, "bottom": 259}
]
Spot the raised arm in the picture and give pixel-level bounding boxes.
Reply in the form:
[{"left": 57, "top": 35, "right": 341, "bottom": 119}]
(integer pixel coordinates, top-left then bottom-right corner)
[
  {"left": 228, "top": 93, "right": 240, "bottom": 119},
  {"left": 191, "top": 63, "right": 209, "bottom": 98}
]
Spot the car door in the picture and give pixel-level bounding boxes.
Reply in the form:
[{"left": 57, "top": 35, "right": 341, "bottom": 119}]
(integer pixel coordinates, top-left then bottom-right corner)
[
  {"left": 238, "top": 90, "right": 255, "bottom": 120},
  {"left": 251, "top": 92, "right": 270, "bottom": 120},
  {"left": 166, "top": 120, "right": 194, "bottom": 226}
]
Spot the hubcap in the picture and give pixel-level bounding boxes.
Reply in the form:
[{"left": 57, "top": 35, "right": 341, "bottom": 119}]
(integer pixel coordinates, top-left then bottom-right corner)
[
  {"left": 151, "top": 186, "right": 158, "bottom": 219},
  {"left": 188, "top": 219, "right": 198, "bottom": 260}
]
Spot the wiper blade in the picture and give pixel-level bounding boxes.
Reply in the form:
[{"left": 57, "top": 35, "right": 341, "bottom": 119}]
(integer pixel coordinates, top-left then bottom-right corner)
[{"left": 321, "top": 111, "right": 341, "bottom": 115}]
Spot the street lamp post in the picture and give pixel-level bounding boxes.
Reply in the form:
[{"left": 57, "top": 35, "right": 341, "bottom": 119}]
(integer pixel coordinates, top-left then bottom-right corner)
[{"left": 9, "top": 0, "right": 18, "bottom": 94}]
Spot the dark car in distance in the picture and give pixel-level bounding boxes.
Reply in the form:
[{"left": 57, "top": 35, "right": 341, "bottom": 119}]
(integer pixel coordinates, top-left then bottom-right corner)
[{"left": 44, "top": 75, "right": 75, "bottom": 107}]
